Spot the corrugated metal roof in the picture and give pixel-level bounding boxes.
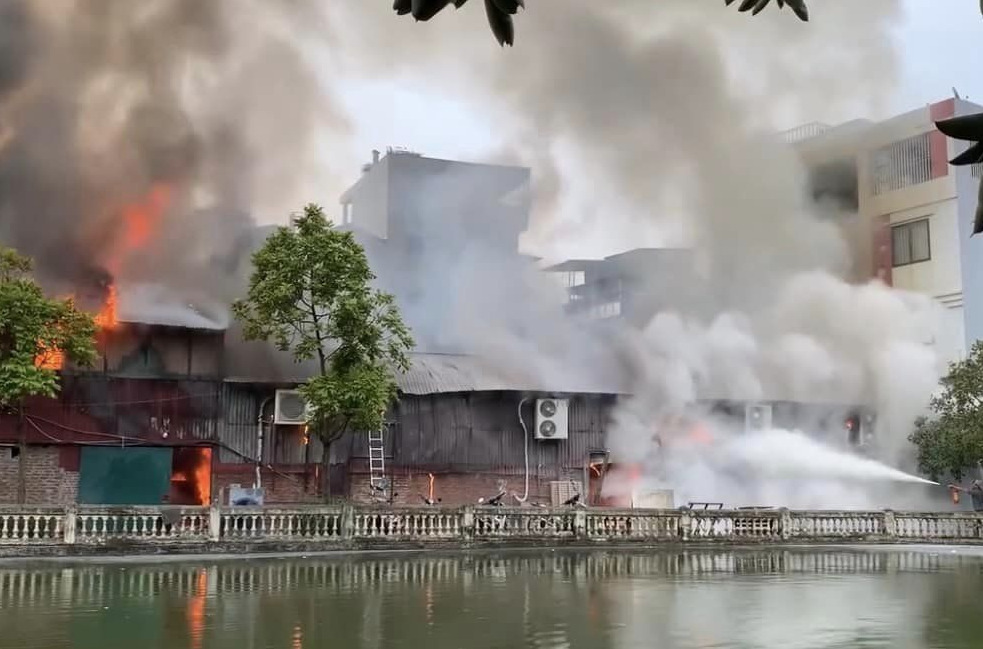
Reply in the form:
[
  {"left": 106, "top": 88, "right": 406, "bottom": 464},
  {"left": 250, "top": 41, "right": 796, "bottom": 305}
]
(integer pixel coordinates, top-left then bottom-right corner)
[
  {"left": 396, "top": 353, "right": 626, "bottom": 396},
  {"left": 116, "top": 283, "right": 229, "bottom": 331},
  {"left": 224, "top": 351, "right": 628, "bottom": 396}
]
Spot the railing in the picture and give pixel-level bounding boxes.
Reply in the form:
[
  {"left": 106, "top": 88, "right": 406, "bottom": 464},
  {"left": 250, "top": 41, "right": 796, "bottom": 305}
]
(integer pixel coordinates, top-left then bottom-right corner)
[{"left": 0, "top": 506, "right": 980, "bottom": 550}]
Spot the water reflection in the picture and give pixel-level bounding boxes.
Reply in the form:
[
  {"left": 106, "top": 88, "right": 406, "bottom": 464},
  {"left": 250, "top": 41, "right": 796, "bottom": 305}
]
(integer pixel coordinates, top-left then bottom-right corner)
[{"left": 0, "top": 548, "right": 980, "bottom": 649}]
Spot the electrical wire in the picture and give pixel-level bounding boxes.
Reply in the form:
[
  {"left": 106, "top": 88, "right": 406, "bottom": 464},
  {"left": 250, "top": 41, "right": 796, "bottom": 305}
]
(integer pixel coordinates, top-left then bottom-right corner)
[{"left": 22, "top": 414, "right": 303, "bottom": 483}]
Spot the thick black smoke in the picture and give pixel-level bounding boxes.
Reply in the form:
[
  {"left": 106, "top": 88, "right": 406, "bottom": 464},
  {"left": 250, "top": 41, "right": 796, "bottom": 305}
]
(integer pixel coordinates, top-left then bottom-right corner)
[{"left": 0, "top": 0, "right": 342, "bottom": 310}]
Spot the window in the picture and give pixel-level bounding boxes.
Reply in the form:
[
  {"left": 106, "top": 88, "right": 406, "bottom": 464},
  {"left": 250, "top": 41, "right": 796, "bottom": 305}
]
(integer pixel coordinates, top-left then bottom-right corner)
[
  {"left": 588, "top": 301, "right": 621, "bottom": 319},
  {"left": 341, "top": 202, "right": 353, "bottom": 225},
  {"left": 871, "top": 133, "right": 933, "bottom": 195},
  {"left": 891, "top": 218, "right": 930, "bottom": 266},
  {"left": 562, "top": 271, "right": 586, "bottom": 288},
  {"left": 973, "top": 163, "right": 982, "bottom": 179}
]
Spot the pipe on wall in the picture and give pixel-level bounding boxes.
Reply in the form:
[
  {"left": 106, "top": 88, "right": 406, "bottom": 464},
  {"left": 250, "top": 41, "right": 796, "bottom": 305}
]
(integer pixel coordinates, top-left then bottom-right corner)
[
  {"left": 256, "top": 395, "right": 274, "bottom": 489},
  {"left": 514, "top": 397, "right": 530, "bottom": 504}
]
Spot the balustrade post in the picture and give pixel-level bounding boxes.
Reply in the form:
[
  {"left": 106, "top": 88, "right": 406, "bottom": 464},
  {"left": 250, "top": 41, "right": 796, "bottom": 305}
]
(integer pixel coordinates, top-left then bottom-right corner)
[
  {"left": 779, "top": 509, "right": 791, "bottom": 540},
  {"left": 882, "top": 510, "right": 896, "bottom": 540},
  {"left": 461, "top": 506, "right": 475, "bottom": 543},
  {"left": 63, "top": 505, "right": 77, "bottom": 545},
  {"left": 679, "top": 512, "right": 691, "bottom": 542},
  {"left": 208, "top": 506, "right": 221, "bottom": 542},
  {"left": 341, "top": 504, "right": 354, "bottom": 541},
  {"left": 573, "top": 509, "right": 587, "bottom": 540}
]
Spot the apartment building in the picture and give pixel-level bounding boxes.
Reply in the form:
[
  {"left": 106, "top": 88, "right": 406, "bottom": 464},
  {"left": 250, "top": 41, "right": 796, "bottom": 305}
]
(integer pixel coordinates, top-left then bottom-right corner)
[
  {"left": 545, "top": 248, "right": 697, "bottom": 327},
  {"left": 338, "top": 148, "right": 532, "bottom": 351},
  {"left": 789, "top": 97, "right": 983, "bottom": 364}
]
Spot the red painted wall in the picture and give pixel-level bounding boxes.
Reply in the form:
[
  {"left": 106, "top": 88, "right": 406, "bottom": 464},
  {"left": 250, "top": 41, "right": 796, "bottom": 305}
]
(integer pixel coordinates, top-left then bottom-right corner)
[
  {"left": 929, "top": 99, "right": 955, "bottom": 179},
  {"left": 872, "top": 214, "right": 893, "bottom": 285}
]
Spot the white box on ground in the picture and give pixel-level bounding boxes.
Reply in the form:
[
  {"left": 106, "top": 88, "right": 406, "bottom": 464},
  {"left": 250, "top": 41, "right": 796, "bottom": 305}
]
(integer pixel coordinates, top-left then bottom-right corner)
[{"left": 632, "top": 489, "right": 674, "bottom": 509}]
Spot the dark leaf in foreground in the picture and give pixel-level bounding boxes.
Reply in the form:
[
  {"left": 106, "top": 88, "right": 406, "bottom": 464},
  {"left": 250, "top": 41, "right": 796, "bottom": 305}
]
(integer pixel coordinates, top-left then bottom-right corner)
[
  {"left": 936, "top": 112, "right": 983, "bottom": 236},
  {"left": 726, "top": 0, "right": 809, "bottom": 21}
]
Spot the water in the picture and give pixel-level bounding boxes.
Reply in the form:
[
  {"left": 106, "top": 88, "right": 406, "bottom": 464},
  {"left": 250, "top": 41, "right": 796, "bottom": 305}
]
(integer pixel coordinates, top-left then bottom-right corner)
[
  {"left": 723, "top": 429, "right": 939, "bottom": 485},
  {"left": 1, "top": 547, "right": 981, "bottom": 649}
]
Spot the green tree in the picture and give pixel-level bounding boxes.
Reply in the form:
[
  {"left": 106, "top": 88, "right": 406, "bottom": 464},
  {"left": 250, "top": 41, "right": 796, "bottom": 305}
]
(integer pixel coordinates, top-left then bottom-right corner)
[
  {"left": 233, "top": 204, "right": 414, "bottom": 499},
  {"left": 909, "top": 340, "right": 983, "bottom": 482},
  {"left": 0, "top": 247, "right": 98, "bottom": 502}
]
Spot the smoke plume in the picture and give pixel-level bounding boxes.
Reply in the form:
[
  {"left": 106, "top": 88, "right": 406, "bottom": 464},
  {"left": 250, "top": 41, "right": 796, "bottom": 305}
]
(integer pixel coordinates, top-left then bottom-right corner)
[
  {"left": 0, "top": 0, "right": 947, "bottom": 507},
  {"left": 0, "top": 0, "right": 345, "bottom": 314},
  {"left": 324, "top": 1, "right": 949, "bottom": 507}
]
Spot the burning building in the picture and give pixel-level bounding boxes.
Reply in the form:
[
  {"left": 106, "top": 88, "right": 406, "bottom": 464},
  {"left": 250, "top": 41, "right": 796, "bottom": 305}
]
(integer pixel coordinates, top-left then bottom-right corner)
[{"left": 0, "top": 278, "right": 227, "bottom": 506}]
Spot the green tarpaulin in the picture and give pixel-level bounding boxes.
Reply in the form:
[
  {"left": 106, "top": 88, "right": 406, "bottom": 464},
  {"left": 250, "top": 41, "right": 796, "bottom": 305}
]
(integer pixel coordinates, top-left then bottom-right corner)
[{"left": 77, "top": 447, "right": 173, "bottom": 505}]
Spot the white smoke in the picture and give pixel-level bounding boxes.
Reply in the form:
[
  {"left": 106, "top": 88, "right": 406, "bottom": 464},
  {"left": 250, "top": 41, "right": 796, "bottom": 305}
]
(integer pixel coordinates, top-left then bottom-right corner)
[{"left": 318, "top": 1, "right": 949, "bottom": 508}]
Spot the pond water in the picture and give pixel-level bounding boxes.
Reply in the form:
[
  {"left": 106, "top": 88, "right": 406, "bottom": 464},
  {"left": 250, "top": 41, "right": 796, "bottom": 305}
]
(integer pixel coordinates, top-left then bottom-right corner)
[{"left": 1, "top": 546, "right": 981, "bottom": 649}]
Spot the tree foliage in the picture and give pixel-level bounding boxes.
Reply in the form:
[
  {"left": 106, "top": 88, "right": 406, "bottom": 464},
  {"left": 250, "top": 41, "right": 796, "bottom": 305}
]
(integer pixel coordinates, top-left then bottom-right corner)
[
  {"left": 909, "top": 340, "right": 983, "bottom": 481},
  {"left": 395, "top": 0, "right": 810, "bottom": 48},
  {"left": 233, "top": 204, "right": 414, "bottom": 449},
  {"left": 0, "top": 247, "right": 97, "bottom": 408}
]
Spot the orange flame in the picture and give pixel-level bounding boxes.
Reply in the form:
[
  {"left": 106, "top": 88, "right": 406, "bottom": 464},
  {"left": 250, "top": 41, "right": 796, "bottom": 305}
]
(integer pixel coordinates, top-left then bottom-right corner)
[
  {"left": 35, "top": 345, "right": 64, "bottom": 370},
  {"left": 121, "top": 184, "right": 172, "bottom": 253},
  {"left": 194, "top": 449, "right": 212, "bottom": 505},
  {"left": 170, "top": 448, "right": 212, "bottom": 506},
  {"left": 94, "top": 283, "right": 118, "bottom": 331}
]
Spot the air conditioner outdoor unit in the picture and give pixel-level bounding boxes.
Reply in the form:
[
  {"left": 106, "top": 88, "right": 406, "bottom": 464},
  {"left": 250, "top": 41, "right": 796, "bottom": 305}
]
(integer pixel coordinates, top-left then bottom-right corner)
[
  {"left": 534, "top": 398, "right": 569, "bottom": 440},
  {"left": 745, "top": 403, "right": 772, "bottom": 433},
  {"left": 274, "top": 389, "right": 311, "bottom": 425}
]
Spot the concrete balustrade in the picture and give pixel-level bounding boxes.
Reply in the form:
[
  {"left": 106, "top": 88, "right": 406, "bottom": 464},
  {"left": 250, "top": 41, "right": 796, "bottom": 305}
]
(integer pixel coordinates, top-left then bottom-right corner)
[{"left": 0, "top": 505, "right": 980, "bottom": 555}]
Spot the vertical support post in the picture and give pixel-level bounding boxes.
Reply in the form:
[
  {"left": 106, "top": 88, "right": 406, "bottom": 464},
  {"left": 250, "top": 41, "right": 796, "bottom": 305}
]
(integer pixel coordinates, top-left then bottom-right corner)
[
  {"left": 341, "top": 504, "right": 355, "bottom": 541},
  {"left": 679, "top": 511, "right": 691, "bottom": 542},
  {"left": 883, "top": 510, "right": 896, "bottom": 540},
  {"left": 779, "top": 508, "right": 792, "bottom": 541},
  {"left": 209, "top": 505, "right": 221, "bottom": 542},
  {"left": 461, "top": 505, "right": 475, "bottom": 544},
  {"left": 573, "top": 509, "right": 587, "bottom": 540},
  {"left": 64, "top": 505, "right": 77, "bottom": 545}
]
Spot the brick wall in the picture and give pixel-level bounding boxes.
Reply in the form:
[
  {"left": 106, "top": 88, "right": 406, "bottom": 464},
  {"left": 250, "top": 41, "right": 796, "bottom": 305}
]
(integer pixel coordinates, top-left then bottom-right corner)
[
  {"left": 348, "top": 471, "right": 562, "bottom": 507},
  {"left": 212, "top": 465, "right": 321, "bottom": 505},
  {"left": 0, "top": 446, "right": 78, "bottom": 505}
]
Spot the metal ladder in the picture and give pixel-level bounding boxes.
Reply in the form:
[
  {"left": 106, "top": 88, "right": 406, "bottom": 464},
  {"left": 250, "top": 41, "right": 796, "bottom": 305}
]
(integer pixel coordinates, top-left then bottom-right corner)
[{"left": 368, "top": 427, "right": 386, "bottom": 489}]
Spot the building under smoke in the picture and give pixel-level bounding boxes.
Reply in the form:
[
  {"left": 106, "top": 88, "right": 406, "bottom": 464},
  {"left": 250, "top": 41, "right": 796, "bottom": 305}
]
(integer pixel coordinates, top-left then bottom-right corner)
[
  {"left": 338, "top": 148, "right": 533, "bottom": 352},
  {"left": 545, "top": 248, "right": 699, "bottom": 326},
  {"left": 788, "top": 96, "right": 983, "bottom": 368}
]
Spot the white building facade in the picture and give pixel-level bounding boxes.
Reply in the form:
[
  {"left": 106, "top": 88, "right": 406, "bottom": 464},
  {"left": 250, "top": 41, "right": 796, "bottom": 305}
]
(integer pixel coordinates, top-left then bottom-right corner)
[{"left": 791, "top": 97, "right": 983, "bottom": 365}]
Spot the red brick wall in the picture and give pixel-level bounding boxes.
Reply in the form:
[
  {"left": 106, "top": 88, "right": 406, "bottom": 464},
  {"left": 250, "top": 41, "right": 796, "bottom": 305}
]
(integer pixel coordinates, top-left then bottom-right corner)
[
  {"left": 0, "top": 446, "right": 78, "bottom": 505},
  {"left": 212, "top": 464, "right": 321, "bottom": 505},
  {"left": 929, "top": 99, "right": 955, "bottom": 179},
  {"left": 348, "top": 471, "right": 559, "bottom": 507}
]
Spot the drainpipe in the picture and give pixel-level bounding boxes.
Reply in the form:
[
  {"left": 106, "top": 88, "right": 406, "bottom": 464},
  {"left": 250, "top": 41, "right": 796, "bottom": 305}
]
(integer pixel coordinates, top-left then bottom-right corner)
[
  {"left": 515, "top": 398, "right": 530, "bottom": 504},
  {"left": 256, "top": 396, "right": 273, "bottom": 490}
]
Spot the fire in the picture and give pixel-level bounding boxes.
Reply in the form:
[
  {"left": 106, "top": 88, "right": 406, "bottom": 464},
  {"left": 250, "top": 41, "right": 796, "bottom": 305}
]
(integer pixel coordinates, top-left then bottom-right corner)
[
  {"left": 30, "top": 185, "right": 170, "bottom": 370},
  {"left": 94, "top": 283, "right": 118, "bottom": 330},
  {"left": 35, "top": 345, "right": 64, "bottom": 371},
  {"left": 193, "top": 449, "right": 212, "bottom": 505},
  {"left": 121, "top": 184, "right": 172, "bottom": 252},
  {"left": 170, "top": 448, "right": 213, "bottom": 506}
]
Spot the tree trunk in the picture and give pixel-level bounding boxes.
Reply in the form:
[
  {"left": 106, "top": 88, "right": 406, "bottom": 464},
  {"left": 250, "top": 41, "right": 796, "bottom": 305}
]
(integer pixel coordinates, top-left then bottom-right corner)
[
  {"left": 16, "top": 404, "right": 26, "bottom": 504},
  {"left": 320, "top": 439, "right": 332, "bottom": 503}
]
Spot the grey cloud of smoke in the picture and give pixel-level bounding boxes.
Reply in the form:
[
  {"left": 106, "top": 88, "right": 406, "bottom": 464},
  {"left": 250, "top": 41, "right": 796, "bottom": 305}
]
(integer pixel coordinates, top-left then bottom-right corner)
[
  {"left": 0, "top": 0, "right": 944, "bottom": 504},
  {"left": 327, "top": 1, "right": 947, "bottom": 506},
  {"left": 0, "top": 0, "right": 346, "bottom": 311}
]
